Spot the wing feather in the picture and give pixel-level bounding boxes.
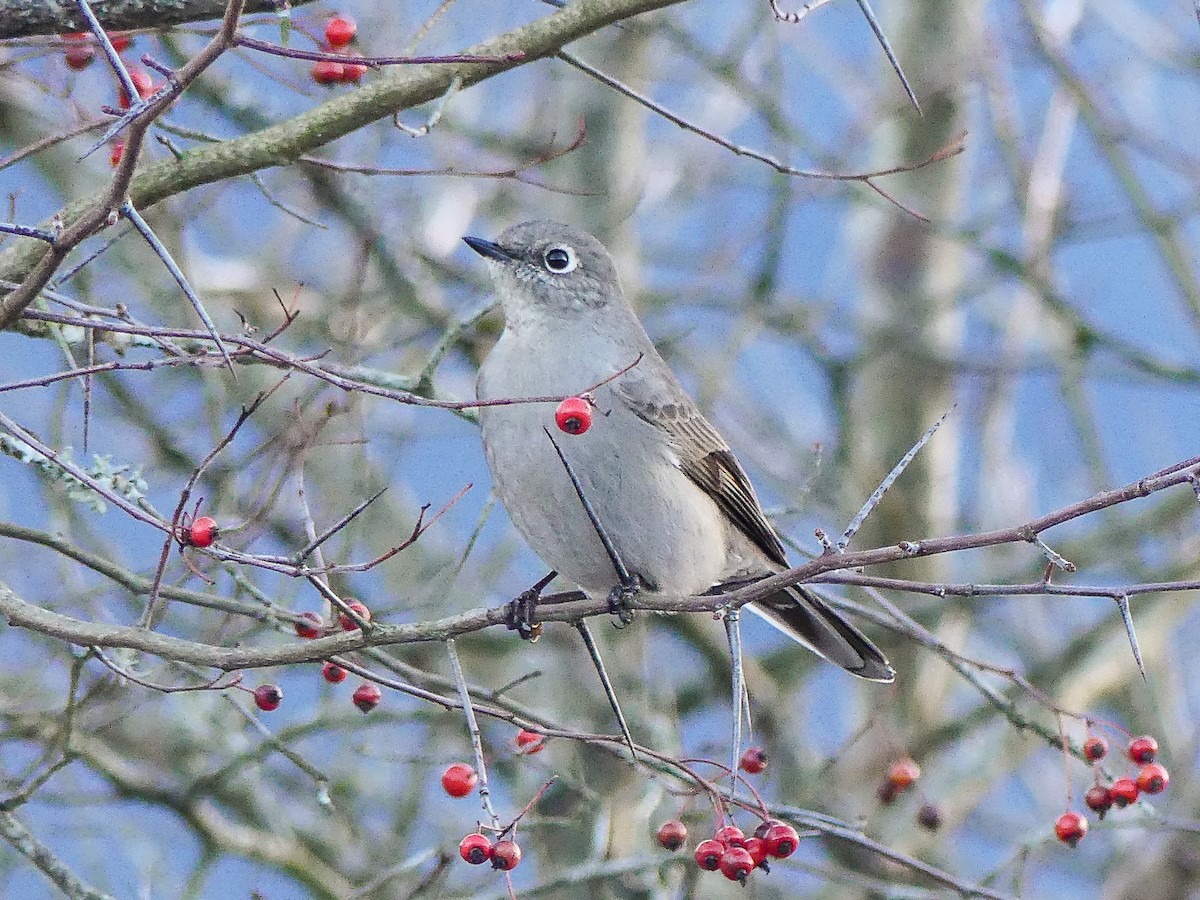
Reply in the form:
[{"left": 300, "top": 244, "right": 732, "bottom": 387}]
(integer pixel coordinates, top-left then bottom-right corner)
[{"left": 614, "top": 375, "right": 788, "bottom": 567}]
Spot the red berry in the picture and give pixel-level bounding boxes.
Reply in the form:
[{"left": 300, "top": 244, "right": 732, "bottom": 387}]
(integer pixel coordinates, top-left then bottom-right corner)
[
  {"left": 458, "top": 832, "right": 492, "bottom": 865},
  {"left": 763, "top": 822, "right": 800, "bottom": 859},
  {"left": 441, "top": 762, "right": 477, "bottom": 798},
  {"left": 321, "top": 661, "right": 347, "bottom": 683},
  {"left": 1083, "top": 736, "right": 1108, "bottom": 762},
  {"left": 119, "top": 68, "right": 155, "bottom": 108},
  {"left": 1136, "top": 762, "right": 1169, "bottom": 795},
  {"left": 1128, "top": 735, "right": 1158, "bottom": 764},
  {"left": 554, "top": 397, "right": 592, "bottom": 435},
  {"left": 311, "top": 59, "right": 345, "bottom": 85},
  {"left": 719, "top": 846, "right": 755, "bottom": 883},
  {"left": 515, "top": 729, "right": 544, "bottom": 754},
  {"left": 743, "top": 836, "right": 769, "bottom": 867},
  {"left": 753, "top": 819, "right": 779, "bottom": 839},
  {"left": 339, "top": 599, "right": 371, "bottom": 631},
  {"left": 656, "top": 820, "right": 687, "bottom": 851},
  {"left": 739, "top": 746, "right": 767, "bottom": 775},
  {"left": 693, "top": 838, "right": 724, "bottom": 871},
  {"left": 352, "top": 682, "right": 381, "bottom": 712},
  {"left": 108, "top": 32, "right": 131, "bottom": 53},
  {"left": 1084, "top": 785, "right": 1113, "bottom": 818},
  {"left": 490, "top": 839, "right": 521, "bottom": 871},
  {"left": 887, "top": 757, "right": 921, "bottom": 791},
  {"left": 294, "top": 611, "right": 324, "bottom": 639},
  {"left": 324, "top": 16, "right": 357, "bottom": 48},
  {"left": 109, "top": 140, "right": 125, "bottom": 167},
  {"left": 1110, "top": 776, "right": 1140, "bottom": 807},
  {"left": 253, "top": 683, "right": 282, "bottom": 711},
  {"left": 713, "top": 824, "right": 745, "bottom": 848},
  {"left": 1054, "top": 811, "right": 1087, "bottom": 847},
  {"left": 917, "top": 803, "right": 943, "bottom": 831},
  {"left": 64, "top": 44, "right": 95, "bottom": 70},
  {"left": 184, "top": 515, "right": 218, "bottom": 548},
  {"left": 340, "top": 61, "right": 367, "bottom": 83}
]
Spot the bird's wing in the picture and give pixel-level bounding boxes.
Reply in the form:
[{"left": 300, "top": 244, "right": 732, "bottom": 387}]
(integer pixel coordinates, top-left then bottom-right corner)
[
  {"left": 613, "top": 369, "right": 788, "bottom": 567},
  {"left": 614, "top": 363, "right": 894, "bottom": 683}
]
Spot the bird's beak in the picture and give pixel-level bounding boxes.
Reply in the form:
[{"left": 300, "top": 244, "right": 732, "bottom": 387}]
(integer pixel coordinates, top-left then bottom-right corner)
[{"left": 463, "top": 235, "right": 519, "bottom": 263}]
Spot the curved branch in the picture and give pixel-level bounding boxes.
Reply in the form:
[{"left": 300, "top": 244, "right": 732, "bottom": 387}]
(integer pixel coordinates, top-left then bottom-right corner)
[{"left": 0, "top": 0, "right": 688, "bottom": 328}]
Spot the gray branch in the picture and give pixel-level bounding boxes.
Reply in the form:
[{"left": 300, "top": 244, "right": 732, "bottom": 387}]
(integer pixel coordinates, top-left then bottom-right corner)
[
  {"left": 0, "top": 0, "right": 315, "bottom": 40},
  {"left": 0, "top": 810, "right": 115, "bottom": 900}
]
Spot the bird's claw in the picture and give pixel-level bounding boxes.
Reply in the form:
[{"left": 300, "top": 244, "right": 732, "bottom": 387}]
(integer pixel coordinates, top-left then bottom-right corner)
[
  {"left": 506, "top": 579, "right": 550, "bottom": 642},
  {"left": 606, "top": 575, "right": 643, "bottom": 629}
]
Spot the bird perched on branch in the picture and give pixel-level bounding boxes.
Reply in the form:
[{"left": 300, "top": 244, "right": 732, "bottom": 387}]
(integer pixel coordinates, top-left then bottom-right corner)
[{"left": 466, "top": 220, "right": 893, "bottom": 682}]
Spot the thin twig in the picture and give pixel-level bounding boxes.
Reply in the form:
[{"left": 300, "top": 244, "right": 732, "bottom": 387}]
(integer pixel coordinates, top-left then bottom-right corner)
[
  {"left": 119, "top": 200, "right": 235, "bottom": 375},
  {"left": 395, "top": 76, "right": 461, "bottom": 136},
  {"left": 0, "top": 0, "right": 249, "bottom": 330},
  {"left": 292, "top": 486, "right": 388, "bottom": 564},
  {"left": 723, "top": 608, "right": 744, "bottom": 809},
  {"left": 73, "top": 0, "right": 140, "bottom": 102},
  {"left": 1114, "top": 593, "right": 1146, "bottom": 681},
  {"left": 557, "top": 50, "right": 962, "bottom": 221},
  {"left": 574, "top": 621, "right": 639, "bottom": 763},
  {"left": 446, "top": 639, "right": 501, "bottom": 829},
  {"left": 0, "top": 224, "right": 54, "bottom": 243},
  {"left": 93, "top": 649, "right": 242, "bottom": 692},
  {"left": 852, "top": 0, "right": 921, "bottom": 114},
  {"left": 840, "top": 406, "right": 954, "bottom": 550},
  {"left": 542, "top": 428, "right": 632, "bottom": 588},
  {"left": 224, "top": 693, "right": 331, "bottom": 793}
]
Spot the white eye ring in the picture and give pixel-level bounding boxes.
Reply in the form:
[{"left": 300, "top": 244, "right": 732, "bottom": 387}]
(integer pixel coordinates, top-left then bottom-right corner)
[{"left": 543, "top": 245, "right": 577, "bottom": 273}]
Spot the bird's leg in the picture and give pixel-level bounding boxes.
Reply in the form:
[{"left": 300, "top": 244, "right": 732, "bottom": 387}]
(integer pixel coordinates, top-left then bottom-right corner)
[{"left": 506, "top": 570, "right": 557, "bottom": 641}]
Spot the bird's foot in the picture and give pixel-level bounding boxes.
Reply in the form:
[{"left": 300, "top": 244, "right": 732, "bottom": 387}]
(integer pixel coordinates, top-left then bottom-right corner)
[
  {"left": 505, "top": 571, "right": 556, "bottom": 641},
  {"left": 606, "top": 574, "right": 644, "bottom": 629}
]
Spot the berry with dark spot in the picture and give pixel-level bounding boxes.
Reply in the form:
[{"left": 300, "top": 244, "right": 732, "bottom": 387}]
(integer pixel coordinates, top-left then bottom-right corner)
[
  {"left": 459, "top": 832, "right": 492, "bottom": 865},
  {"left": 253, "top": 684, "right": 282, "bottom": 711},
  {"left": 1054, "top": 811, "right": 1087, "bottom": 847}
]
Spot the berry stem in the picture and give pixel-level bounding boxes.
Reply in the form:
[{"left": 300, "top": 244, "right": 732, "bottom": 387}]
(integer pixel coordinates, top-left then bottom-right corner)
[
  {"left": 496, "top": 777, "right": 558, "bottom": 841},
  {"left": 446, "top": 639, "right": 501, "bottom": 829}
]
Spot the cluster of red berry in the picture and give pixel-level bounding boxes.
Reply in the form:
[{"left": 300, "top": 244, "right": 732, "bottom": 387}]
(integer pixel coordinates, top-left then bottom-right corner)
[
  {"left": 293, "top": 601, "right": 382, "bottom": 712},
  {"left": 1057, "top": 733, "right": 1169, "bottom": 847},
  {"left": 444, "top": 757, "right": 537, "bottom": 873},
  {"left": 645, "top": 745, "right": 795, "bottom": 885},
  {"left": 311, "top": 16, "right": 367, "bottom": 85},
  {"left": 656, "top": 818, "right": 800, "bottom": 884}
]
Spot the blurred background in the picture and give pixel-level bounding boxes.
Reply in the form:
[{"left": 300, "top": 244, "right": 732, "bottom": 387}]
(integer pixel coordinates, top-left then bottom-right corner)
[{"left": 0, "top": 0, "right": 1198, "bottom": 897}]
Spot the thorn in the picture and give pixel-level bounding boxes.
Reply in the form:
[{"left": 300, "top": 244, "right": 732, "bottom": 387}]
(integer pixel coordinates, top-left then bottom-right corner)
[{"left": 854, "top": 0, "right": 922, "bottom": 115}]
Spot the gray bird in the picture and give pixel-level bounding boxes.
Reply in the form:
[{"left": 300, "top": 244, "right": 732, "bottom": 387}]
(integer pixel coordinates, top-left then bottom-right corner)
[{"left": 466, "top": 220, "right": 893, "bottom": 682}]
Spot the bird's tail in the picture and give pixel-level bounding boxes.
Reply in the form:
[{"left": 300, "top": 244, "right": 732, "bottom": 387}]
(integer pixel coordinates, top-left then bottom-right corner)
[{"left": 749, "top": 585, "right": 895, "bottom": 682}]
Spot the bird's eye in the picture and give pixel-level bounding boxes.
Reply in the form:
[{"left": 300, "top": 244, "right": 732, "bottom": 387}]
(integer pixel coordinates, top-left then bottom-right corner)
[{"left": 543, "top": 246, "right": 577, "bottom": 273}]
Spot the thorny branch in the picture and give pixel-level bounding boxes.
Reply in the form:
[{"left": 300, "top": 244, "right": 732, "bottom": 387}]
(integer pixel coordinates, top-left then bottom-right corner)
[{"left": 0, "top": 454, "right": 1195, "bottom": 672}]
